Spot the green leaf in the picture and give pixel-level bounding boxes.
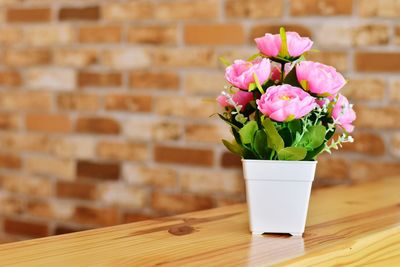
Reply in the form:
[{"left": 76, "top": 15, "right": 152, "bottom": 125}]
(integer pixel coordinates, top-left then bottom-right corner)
[
  {"left": 304, "top": 143, "right": 325, "bottom": 160},
  {"left": 218, "top": 114, "right": 240, "bottom": 131},
  {"left": 278, "top": 127, "right": 293, "bottom": 147},
  {"left": 283, "top": 66, "right": 302, "bottom": 88},
  {"left": 278, "top": 147, "right": 307, "bottom": 161},
  {"left": 253, "top": 73, "right": 264, "bottom": 94},
  {"left": 279, "top": 27, "right": 289, "bottom": 58},
  {"left": 254, "top": 130, "right": 269, "bottom": 159},
  {"left": 219, "top": 57, "right": 231, "bottom": 67},
  {"left": 239, "top": 121, "right": 258, "bottom": 144},
  {"left": 222, "top": 139, "right": 243, "bottom": 155},
  {"left": 248, "top": 83, "right": 257, "bottom": 92},
  {"left": 288, "top": 120, "right": 302, "bottom": 136},
  {"left": 247, "top": 53, "right": 260, "bottom": 61},
  {"left": 298, "top": 124, "right": 327, "bottom": 150},
  {"left": 262, "top": 118, "right": 284, "bottom": 152},
  {"left": 300, "top": 80, "right": 309, "bottom": 91}
]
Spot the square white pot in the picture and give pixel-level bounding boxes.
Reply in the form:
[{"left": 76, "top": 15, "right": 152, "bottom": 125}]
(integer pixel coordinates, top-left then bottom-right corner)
[{"left": 242, "top": 159, "right": 317, "bottom": 236}]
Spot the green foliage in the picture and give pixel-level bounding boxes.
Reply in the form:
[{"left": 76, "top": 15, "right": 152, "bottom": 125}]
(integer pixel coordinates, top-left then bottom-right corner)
[
  {"left": 278, "top": 147, "right": 307, "bottom": 161},
  {"left": 254, "top": 130, "right": 269, "bottom": 159},
  {"left": 283, "top": 66, "right": 302, "bottom": 88},
  {"left": 263, "top": 118, "right": 284, "bottom": 152},
  {"left": 219, "top": 57, "right": 231, "bottom": 67},
  {"left": 217, "top": 27, "right": 354, "bottom": 161},
  {"left": 239, "top": 120, "right": 258, "bottom": 144},
  {"left": 222, "top": 139, "right": 243, "bottom": 155},
  {"left": 298, "top": 124, "right": 326, "bottom": 150},
  {"left": 279, "top": 27, "right": 289, "bottom": 58}
]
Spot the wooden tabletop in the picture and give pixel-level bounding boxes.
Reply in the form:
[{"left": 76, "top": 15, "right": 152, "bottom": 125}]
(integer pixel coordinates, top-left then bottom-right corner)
[{"left": 0, "top": 177, "right": 399, "bottom": 266}]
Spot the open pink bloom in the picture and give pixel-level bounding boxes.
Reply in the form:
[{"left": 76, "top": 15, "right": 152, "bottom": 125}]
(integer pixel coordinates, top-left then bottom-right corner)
[
  {"left": 225, "top": 58, "right": 271, "bottom": 90},
  {"left": 296, "top": 61, "right": 346, "bottom": 96},
  {"left": 255, "top": 32, "right": 313, "bottom": 58},
  {"left": 257, "top": 84, "right": 317, "bottom": 122},
  {"left": 331, "top": 94, "right": 356, "bottom": 133},
  {"left": 217, "top": 90, "right": 254, "bottom": 111}
]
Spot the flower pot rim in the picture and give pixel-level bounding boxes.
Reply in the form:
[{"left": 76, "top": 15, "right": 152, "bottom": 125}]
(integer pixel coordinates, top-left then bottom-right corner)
[{"left": 241, "top": 159, "right": 318, "bottom": 164}]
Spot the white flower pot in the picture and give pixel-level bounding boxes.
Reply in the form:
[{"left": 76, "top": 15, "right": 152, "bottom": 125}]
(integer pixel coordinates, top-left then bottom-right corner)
[{"left": 242, "top": 159, "right": 317, "bottom": 236}]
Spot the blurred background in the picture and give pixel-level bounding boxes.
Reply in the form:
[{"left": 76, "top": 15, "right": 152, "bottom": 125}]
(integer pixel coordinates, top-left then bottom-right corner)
[{"left": 0, "top": 0, "right": 399, "bottom": 242}]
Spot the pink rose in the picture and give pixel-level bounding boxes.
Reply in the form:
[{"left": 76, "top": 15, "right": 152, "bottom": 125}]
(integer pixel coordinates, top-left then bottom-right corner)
[
  {"left": 225, "top": 58, "right": 271, "bottom": 90},
  {"left": 255, "top": 32, "right": 313, "bottom": 58},
  {"left": 257, "top": 84, "right": 317, "bottom": 122},
  {"left": 217, "top": 90, "right": 254, "bottom": 111},
  {"left": 296, "top": 61, "right": 346, "bottom": 96},
  {"left": 331, "top": 94, "right": 356, "bottom": 133}
]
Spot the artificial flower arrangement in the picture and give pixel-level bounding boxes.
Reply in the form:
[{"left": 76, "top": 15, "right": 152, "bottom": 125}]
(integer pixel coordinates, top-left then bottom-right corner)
[{"left": 216, "top": 28, "right": 356, "bottom": 161}]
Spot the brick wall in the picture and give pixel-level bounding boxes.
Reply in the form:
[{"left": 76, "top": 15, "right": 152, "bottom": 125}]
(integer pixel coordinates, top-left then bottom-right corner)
[{"left": 0, "top": 0, "right": 399, "bottom": 242}]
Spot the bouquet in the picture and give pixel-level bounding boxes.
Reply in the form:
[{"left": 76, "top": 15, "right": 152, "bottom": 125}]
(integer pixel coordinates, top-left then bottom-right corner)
[{"left": 216, "top": 28, "right": 356, "bottom": 161}]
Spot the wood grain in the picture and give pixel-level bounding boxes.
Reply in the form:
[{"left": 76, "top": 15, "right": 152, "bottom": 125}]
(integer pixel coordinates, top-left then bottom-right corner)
[{"left": 0, "top": 177, "right": 399, "bottom": 266}]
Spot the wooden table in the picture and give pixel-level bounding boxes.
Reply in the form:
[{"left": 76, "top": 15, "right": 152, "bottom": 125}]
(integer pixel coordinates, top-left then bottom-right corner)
[{"left": 0, "top": 177, "right": 399, "bottom": 266}]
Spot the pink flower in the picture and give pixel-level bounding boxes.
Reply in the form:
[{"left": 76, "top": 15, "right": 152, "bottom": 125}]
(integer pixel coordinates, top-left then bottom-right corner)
[
  {"left": 225, "top": 58, "right": 271, "bottom": 90},
  {"left": 255, "top": 32, "right": 313, "bottom": 58},
  {"left": 217, "top": 90, "right": 254, "bottom": 111},
  {"left": 257, "top": 84, "right": 317, "bottom": 122},
  {"left": 296, "top": 61, "right": 346, "bottom": 96},
  {"left": 331, "top": 94, "right": 356, "bottom": 133}
]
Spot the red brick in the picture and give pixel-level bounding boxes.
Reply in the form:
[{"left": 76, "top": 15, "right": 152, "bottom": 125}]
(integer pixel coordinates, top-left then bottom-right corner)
[
  {"left": 4, "top": 218, "right": 48, "bottom": 238},
  {"left": 57, "top": 92, "right": 99, "bottom": 111},
  {"left": 77, "top": 160, "right": 120, "bottom": 181},
  {"left": 26, "top": 114, "right": 72, "bottom": 133},
  {"left": 76, "top": 117, "right": 120, "bottom": 135},
  {"left": 128, "top": 25, "right": 177, "bottom": 44},
  {"left": 356, "top": 52, "right": 400, "bottom": 72},
  {"left": 78, "top": 71, "right": 122, "bottom": 87},
  {"left": 343, "top": 78, "right": 385, "bottom": 101},
  {"left": 73, "top": 206, "right": 119, "bottom": 226},
  {"left": 102, "top": 2, "right": 153, "bottom": 21},
  {"left": 225, "top": 0, "right": 283, "bottom": 18},
  {"left": 59, "top": 6, "right": 100, "bottom": 21},
  {"left": 0, "top": 174, "right": 53, "bottom": 197},
  {"left": 25, "top": 200, "right": 74, "bottom": 221},
  {"left": 0, "top": 113, "right": 19, "bottom": 130},
  {"left": 130, "top": 71, "right": 179, "bottom": 90},
  {"left": 104, "top": 94, "right": 152, "bottom": 112},
  {"left": 122, "top": 165, "right": 178, "bottom": 188},
  {"left": 185, "top": 123, "right": 228, "bottom": 143},
  {"left": 290, "top": 0, "right": 352, "bottom": 16},
  {"left": 154, "top": 145, "right": 214, "bottom": 166},
  {"left": 359, "top": 0, "right": 400, "bottom": 18},
  {"left": 315, "top": 156, "right": 350, "bottom": 181},
  {"left": 150, "top": 48, "right": 217, "bottom": 68},
  {"left": 355, "top": 106, "right": 400, "bottom": 129},
  {"left": 0, "top": 195, "right": 24, "bottom": 216},
  {"left": 0, "top": 153, "right": 21, "bottom": 169},
  {"left": 6, "top": 8, "right": 51, "bottom": 23},
  {"left": 155, "top": 0, "right": 218, "bottom": 20},
  {"left": 0, "top": 71, "right": 21, "bottom": 86},
  {"left": 152, "top": 192, "right": 214, "bottom": 213},
  {"left": 350, "top": 161, "right": 400, "bottom": 181},
  {"left": 341, "top": 132, "right": 385, "bottom": 156},
  {"left": 0, "top": 91, "right": 52, "bottom": 111},
  {"left": 307, "top": 52, "right": 348, "bottom": 72},
  {"left": 184, "top": 24, "right": 245, "bottom": 45},
  {"left": 4, "top": 49, "right": 51, "bottom": 67},
  {"left": 97, "top": 141, "right": 149, "bottom": 161},
  {"left": 79, "top": 26, "right": 121, "bottom": 43},
  {"left": 57, "top": 181, "right": 98, "bottom": 200},
  {"left": 221, "top": 152, "right": 242, "bottom": 168}
]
